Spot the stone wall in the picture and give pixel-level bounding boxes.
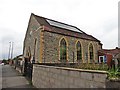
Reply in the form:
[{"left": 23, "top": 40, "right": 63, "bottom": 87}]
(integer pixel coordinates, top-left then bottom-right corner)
[
  {"left": 43, "top": 31, "right": 101, "bottom": 63},
  {"left": 23, "top": 14, "right": 43, "bottom": 63},
  {"left": 32, "top": 64, "right": 108, "bottom": 88},
  {"left": 105, "top": 80, "right": 120, "bottom": 88}
]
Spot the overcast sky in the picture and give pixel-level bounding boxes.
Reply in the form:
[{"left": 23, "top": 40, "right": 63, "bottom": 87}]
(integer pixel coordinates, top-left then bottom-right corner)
[{"left": 0, "top": 0, "right": 119, "bottom": 60}]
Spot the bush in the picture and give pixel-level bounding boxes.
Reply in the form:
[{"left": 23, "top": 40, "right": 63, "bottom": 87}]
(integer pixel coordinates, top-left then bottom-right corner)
[{"left": 108, "top": 67, "right": 120, "bottom": 80}]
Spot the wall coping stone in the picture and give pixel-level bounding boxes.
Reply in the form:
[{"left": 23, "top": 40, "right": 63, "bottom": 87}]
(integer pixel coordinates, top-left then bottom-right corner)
[{"left": 33, "top": 64, "right": 108, "bottom": 74}]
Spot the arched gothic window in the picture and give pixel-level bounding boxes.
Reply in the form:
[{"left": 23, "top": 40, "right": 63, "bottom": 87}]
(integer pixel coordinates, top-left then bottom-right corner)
[
  {"left": 60, "top": 38, "right": 67, "bottom": 63},
  {"left": 89, "top": 43, "right": 94, "bottom": 62},
  {"left": 76, "top": 41, "right": 82, "bottom": 61}
]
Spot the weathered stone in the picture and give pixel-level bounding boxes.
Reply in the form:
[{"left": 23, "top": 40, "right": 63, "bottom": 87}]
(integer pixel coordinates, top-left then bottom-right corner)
[
  {"left": 66, "top": 76, "right": 74, "bottom": 84},
  {"left": 92, "top": 81, "right": 106, "bottom": 88},
  {"left": 58, "top": 75, "right": 65, "bottom": 81},
  {"left": 23, "top": 13, "right": 102, "bottom": 64},
  {"left": 69, "top": 84, "right": 79, "bottom": 88},
  {"left": 55, "top": 81, "right": 61, "bottom": 88},
  {"left": 61, "top": 82, "right": 69, "bottom": 88},
  {"left": 43, "top": 31, "right": 101, "bottom": 63},
  {"left": 32, "top": 65, "right": 109, "bottom": 88},
  {"left": 53, "top": 68, "right": 61, "bottom": 74},
  {"left": 69, "top": 70, "right": 80, "bottom": 77},
  {"left": 80, "top": 72, "right": 93, "bottom": 80},
  {"left": 61, "top": 69, "right": 69, "bottom": 76},
  {"left": 52, "top": 73, "right": 58, "bottom": 79},
  {"left": 93, "top": 73, "right": 107, "bottom": 83},
  {"left": 74, "top": 78, "right": 88, "bottom": 88}
]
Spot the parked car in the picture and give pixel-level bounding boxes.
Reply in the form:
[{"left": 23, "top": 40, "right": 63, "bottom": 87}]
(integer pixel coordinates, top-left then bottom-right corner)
[{"left": 0, "top": 63, "right": 4, "bottom": 66}]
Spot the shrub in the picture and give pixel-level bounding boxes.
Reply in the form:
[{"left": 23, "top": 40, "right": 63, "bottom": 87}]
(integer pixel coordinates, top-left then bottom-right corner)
[
  {"left": 76, "top": 63, "right": 108, "bottom": 71},
  {"left": 108, "top": 67, "right": 120, "bottom": 80}
]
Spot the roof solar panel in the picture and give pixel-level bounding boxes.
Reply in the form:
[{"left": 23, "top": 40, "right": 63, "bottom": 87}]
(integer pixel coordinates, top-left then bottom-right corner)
[{"left": 46, "top": 19, "right": 82, "bottom": 33}]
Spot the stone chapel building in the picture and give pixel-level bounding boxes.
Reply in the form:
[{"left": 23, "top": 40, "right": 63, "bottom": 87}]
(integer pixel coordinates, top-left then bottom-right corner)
[{"left": 23, "top": 13, "right": 102, "bottom": 64}]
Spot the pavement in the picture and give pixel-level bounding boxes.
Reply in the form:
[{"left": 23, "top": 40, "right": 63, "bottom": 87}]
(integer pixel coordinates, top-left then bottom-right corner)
[
  {"left": 0, "top": 65, "right": 2, "bottom": 90},
  {"left": 2, "top": 64, "right": 34, "bottom": 89}
]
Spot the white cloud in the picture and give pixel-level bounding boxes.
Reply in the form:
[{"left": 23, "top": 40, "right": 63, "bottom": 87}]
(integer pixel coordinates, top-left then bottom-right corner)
[
  {"left": 101, "top": 28, "right": 118, "bottom": 49},
  {"left": 0, "top": 0, "right": 119, "bottom": 59}
]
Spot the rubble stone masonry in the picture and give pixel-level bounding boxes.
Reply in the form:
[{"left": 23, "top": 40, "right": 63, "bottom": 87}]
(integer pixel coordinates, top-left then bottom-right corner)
[
  {"left": 43, "top": 31, "right": 101, "bottom": 63},
  {"left": 23, "top": 14, "right": 102, "bottom": 63}
]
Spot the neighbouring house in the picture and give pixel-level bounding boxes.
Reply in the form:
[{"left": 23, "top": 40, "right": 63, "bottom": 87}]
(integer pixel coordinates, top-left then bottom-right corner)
[
  {"left": 98, "top": 47, "right": 120, "bottom": 68},
  {"left": 23, "top": 13, "right": 102, "bottom": 64},
  {"left": 15, "top": 55, "right": 23, "bottom": 66},
  {"left": 13, "top": 55, "right": 23, "bottom": 73}
]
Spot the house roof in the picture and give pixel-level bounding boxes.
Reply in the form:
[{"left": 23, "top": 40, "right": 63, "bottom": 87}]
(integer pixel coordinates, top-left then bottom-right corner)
[
  {"left": 32, "top": 13, "right": 101, "bottom": 43},
  {"left": 98, "top": 47, "right": 120, "bottom": 56}
]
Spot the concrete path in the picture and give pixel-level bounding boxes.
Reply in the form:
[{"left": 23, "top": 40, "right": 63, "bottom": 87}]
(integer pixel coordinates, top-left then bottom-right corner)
[
  {"left": 0, "top": 65, "right": 2, "bottom": 90},
  {"left": 2, "top": 65, "right": 34, "bottom": 88}
]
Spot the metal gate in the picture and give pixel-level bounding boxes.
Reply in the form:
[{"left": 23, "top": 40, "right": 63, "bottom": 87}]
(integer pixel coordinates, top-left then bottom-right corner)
[{"left": 23, "top": 58, "right": 33, "bottom": 81}]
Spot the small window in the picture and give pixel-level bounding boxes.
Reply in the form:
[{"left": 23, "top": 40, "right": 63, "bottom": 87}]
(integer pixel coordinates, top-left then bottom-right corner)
[{"left": 99, "top": 56, "right": 105, "bottom": 63}]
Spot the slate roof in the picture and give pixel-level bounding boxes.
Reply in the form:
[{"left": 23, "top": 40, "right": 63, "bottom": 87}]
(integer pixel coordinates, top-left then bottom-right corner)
[{"left": 32, "top": 13, "right": 101, "bottom": 43}]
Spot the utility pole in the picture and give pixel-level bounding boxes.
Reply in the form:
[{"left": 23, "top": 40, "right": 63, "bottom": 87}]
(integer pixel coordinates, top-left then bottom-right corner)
[
  {"left": 8, "top": 42, "right": 11, "bottom": 60},
  {"left": 11, "top": 42, "right": 14, "bottom": 60}
]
